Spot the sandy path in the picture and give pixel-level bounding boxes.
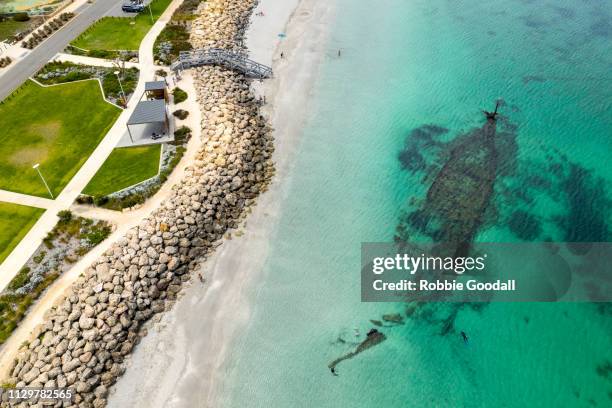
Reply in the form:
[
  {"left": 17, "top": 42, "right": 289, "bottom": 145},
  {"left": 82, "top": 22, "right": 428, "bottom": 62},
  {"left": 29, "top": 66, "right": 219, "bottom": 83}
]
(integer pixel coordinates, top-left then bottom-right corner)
[{"left": 106, "top": 0, "right": 337, "bottom": 406}]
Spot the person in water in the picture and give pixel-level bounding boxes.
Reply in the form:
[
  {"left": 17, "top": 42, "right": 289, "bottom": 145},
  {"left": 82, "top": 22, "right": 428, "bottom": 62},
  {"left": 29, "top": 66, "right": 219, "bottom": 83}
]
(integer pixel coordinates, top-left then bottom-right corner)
[
  {"left": 331, "top": 367, "right": 339, "bottom": 376},
  {"left": 461, "top": 331, "right": 468, "bottom": 343}
]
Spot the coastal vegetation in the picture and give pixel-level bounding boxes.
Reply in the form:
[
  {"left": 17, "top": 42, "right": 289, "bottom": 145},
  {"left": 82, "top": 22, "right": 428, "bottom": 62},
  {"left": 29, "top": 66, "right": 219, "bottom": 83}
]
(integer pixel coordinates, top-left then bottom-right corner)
[
  {"left": 0, "top": 80, "right": 121, "bottom": 197},
  {"left": 153, "top": 0, "right": 203, "bottom": 64},
  {"left": 70, "top": 0, "right": 172, "bottom": 52},
  {"left": 0, "top": 202, "right": 44, "bottom": 263},
  {"left": 153, "top": 23, "right": 192, "bottom": 65},
  {"left": 83, "top": 145, "right": 162, "bottom": 197},
  {"left": 0, "top": 211, "right": 112, "bottom": 344}
]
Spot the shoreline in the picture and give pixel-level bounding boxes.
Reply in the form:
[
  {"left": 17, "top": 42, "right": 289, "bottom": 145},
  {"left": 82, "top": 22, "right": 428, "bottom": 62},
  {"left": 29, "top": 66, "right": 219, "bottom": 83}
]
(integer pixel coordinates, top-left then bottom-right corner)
[{"left": 106, "top": 0, "right": 337, "bottom": 406}]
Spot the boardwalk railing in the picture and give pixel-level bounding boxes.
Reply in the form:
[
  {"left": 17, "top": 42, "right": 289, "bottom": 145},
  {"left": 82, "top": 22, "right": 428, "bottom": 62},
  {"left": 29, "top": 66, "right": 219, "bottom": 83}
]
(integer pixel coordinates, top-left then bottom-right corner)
[{"left": 171, "top": 48, "right": 272, "bottom": 79}]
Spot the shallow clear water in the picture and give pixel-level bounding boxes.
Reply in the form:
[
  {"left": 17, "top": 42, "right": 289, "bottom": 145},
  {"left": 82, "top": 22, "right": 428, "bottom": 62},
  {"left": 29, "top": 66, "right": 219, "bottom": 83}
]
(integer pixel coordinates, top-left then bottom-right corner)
[{"left": 218, "top": 0, "right": 612, "bottom": 406}]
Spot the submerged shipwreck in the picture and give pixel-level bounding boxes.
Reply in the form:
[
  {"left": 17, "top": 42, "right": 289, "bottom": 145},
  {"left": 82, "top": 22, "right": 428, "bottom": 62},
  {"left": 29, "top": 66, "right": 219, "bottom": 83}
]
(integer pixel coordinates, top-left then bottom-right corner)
[
  {"left": 329, "top": 102, "right": 503, "bottom": 372},
  {"left": 400, "top": 101, "right": 501, "bottom": 251}
]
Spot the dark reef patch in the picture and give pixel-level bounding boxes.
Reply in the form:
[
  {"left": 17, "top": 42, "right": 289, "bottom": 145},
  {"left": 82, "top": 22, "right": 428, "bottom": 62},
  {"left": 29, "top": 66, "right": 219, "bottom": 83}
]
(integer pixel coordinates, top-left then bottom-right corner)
[
  {"left": 596, "top": 360, "right": 612, "bottom": 380},
  {"left": 397, "top": 125, "right": 448, "bottom": 173},
  {"left": 507, "top": 210, "right": 542, "bottom": 240},
  {"left": 557, "top": 164, "right": 611, "bottom": 242}
]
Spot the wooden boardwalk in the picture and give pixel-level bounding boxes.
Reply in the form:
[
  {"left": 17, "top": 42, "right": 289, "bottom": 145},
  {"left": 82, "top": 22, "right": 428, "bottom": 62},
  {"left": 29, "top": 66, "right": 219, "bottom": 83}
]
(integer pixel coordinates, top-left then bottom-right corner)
[{"left": 171, "top": 48, "right": 273, "bottom": 79}]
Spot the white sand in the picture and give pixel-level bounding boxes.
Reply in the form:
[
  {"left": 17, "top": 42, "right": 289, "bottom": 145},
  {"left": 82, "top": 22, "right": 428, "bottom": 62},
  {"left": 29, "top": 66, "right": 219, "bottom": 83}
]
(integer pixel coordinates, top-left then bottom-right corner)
[{"left": 107, "top": 0, "right": 337, "bottom": 406}]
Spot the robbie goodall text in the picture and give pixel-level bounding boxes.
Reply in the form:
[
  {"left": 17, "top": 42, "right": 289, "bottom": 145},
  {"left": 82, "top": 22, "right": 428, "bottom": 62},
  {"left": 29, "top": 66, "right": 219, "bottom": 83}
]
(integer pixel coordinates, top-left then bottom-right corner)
[{"left": 370, "top": 253, "right": 515, "bottom": 294}]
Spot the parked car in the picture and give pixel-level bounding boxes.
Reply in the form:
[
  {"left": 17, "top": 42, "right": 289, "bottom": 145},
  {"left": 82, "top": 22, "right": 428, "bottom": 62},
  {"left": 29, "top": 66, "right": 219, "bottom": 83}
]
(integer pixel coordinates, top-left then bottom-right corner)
[{"left": 122, "top": 1, "right": 145, "bottom": 13}]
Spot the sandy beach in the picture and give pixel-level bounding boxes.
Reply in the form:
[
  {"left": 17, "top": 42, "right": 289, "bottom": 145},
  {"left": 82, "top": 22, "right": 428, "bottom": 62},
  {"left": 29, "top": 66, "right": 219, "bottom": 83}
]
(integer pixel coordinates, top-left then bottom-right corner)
[{"left": 106, "top": 0, "right": 336, "bottom": 406}]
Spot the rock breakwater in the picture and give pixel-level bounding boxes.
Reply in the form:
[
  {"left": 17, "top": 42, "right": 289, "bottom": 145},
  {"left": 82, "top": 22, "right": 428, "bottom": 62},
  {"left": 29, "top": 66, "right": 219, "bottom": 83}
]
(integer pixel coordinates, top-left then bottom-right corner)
[{"left": 3, "top": 1, "right": 273, "bottom": 406}]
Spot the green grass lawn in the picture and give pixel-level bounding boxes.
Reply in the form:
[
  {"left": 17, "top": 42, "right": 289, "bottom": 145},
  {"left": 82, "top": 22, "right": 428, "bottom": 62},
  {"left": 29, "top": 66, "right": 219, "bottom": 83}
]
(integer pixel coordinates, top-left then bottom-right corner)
[
  {"left": 0, "top": 80, "right": 121, "bottom": 197},
  {"left": 71, "top": 0, "right": 172, "bottom": 51},
  {"left": 83, "top": 145, "right": 161, "bottom": 197},
  {"left": 0, "top": 202, "right": 44, "bottom": 264}
]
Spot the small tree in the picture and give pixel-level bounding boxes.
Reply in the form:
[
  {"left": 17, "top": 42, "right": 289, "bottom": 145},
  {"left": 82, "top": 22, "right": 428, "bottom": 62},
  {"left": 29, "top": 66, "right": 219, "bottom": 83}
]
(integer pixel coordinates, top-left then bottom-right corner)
[
  {"left": 13, "top": 13, "right": 30, "bottom": 22},
  {"left": 57, "top": 210, "right": 73, "bottom": 224},
  {"left": 172, "top": 87, "right": 187, "bottom": 103}
]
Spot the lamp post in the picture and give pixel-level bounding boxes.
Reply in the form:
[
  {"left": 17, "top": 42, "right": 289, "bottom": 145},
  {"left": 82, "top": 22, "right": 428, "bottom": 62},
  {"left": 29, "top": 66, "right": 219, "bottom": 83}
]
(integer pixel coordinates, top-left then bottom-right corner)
[
  {"left": 114, "top": 70, "right": 126, "bottom": 106},
  {"left": 33, "top": 163, "right": 53, "bottom": 199}
]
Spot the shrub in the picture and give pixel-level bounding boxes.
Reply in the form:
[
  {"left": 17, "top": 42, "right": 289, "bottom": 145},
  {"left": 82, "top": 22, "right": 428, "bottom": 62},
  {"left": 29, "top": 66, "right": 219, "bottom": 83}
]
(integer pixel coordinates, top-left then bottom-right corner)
[
  {"left": 64, "top": 71, "right": 91, "bottom": 82},
  {"left": 13, "top": 13, "right": 30, "bottom": 22},
  {"left": 173, "top": 125, "right": 191, "bottom": 144},
  {"left": 57, "top": 210, "right": 73, "bottom": 224},
  {"left": 156, "top": 69, "right": 168, "bottom": 77},
  {"left": 172, "top": 87, "right": 187, "bottom": 103},
  {"left": 173, "top": 109, "right": 189, "bottom": 120},
  {"left": 75, "top": 195, "right": 94, "bottom": 204},
  {"left": 7, "top": 267, "right": 30, "bottom": 291},
  {"left": 93, "top": 195, "right": 109, "bottom": 206},
  {"left": 33, "top": 251, "right": 46, "bottom": 264},
  {"left": 84, "top": 224, "right": 112, "bottom": 246}
]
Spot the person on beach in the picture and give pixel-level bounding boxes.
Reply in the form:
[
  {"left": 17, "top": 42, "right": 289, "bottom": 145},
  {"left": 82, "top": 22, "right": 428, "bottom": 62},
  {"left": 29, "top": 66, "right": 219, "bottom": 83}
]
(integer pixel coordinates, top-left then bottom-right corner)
[
  {"left": 280, "top": 51, "right": 284, "bottom": 59},
  {"left": 198, "top": 273, "right": 205, "bottom": 284},
  {"left": 338, "top": 49, "right": 341, "bottom": 57}
]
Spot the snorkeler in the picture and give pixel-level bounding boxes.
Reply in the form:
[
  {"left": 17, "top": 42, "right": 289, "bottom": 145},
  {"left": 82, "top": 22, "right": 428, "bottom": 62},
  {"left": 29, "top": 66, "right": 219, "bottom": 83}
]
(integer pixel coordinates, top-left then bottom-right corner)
[{"left": 461, "top": 331, "right": 469, "bottom": 343}]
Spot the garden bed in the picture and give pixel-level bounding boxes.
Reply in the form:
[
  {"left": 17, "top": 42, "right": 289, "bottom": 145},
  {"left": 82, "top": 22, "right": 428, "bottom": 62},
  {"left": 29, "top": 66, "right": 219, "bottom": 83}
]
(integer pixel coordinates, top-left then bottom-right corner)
[
  {"left": 153, "top": 23, "right": 191, "bottom": 65},
  {"left": 153, "top": 0, "right": 205, "bottom": 65},
  {"left": 35, "top": 60, "right": 140, "bottom": 105},
  {"left": 0, "top": 210, "right": 112, "bottom": 344}
]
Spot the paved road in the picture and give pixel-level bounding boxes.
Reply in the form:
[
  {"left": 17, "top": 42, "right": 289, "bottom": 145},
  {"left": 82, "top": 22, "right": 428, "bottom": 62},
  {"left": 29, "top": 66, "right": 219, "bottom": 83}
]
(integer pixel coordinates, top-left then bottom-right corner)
[{"left": 0, "top": 0, "right": 127, "bottom": 100}]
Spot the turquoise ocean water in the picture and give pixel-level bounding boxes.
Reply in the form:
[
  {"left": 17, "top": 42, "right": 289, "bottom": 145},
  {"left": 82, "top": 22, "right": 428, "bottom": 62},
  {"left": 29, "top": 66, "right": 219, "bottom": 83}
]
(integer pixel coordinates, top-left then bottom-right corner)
[{"left": 218, "top": 0, "right": 612, "bottom": 406}]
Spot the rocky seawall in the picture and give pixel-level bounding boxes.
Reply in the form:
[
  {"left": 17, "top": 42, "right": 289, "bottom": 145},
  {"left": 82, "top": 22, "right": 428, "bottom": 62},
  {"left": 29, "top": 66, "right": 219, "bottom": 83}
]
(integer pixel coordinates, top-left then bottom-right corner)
[{"left": 3, "top": 1, "right": 273, "bottom": 406}]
